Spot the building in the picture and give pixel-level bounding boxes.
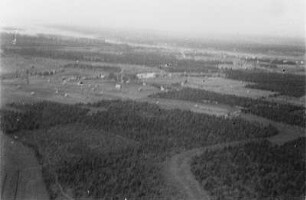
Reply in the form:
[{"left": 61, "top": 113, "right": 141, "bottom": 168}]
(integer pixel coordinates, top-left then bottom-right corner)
[
  {"left": 115, "top": 84, "right": 122, "bottom": 90},
  {"left": 136, "top": 72, "right": 156, "bottom": 79}
]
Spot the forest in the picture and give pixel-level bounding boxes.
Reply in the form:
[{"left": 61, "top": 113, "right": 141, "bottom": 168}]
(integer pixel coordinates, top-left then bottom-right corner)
[
  {"left": 0, "top": 102, "right": 89, "bottom": 133},
  {"left": 151, "top": 88, "right": 306, "bottom": 127},
  {"left": 63, "top": 63, "right": 121, "bottom": 73},
  {"left": 224, "top": 69, "right": 306, "bottom": 97},
  {"left": 0, "top": 100, "right": 277, "bottom": 199},
  {"left": 191, "top": 138, "right": 306, "bottom": 200}
]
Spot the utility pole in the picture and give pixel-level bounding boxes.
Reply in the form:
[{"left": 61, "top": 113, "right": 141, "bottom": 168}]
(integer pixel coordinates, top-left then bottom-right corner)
[{"left": 26, "top": 69, "right": 29, "bottom": 85}]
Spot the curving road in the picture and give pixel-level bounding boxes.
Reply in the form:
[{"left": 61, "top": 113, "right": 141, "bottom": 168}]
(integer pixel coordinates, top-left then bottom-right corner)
[
  {"left": 165, "top": 140, "right": 262, "bottom": 200},
  {"left": 1, "top": 98, "right": 305, "bottom": 200},
  {"left": 165, "top": 115, "right": 306, "bottom": 200}
]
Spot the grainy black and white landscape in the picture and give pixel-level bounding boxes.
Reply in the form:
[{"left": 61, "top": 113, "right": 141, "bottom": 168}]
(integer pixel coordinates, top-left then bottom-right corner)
[{"left": 0, "top": 0, "right": 305, "bottom": 200}]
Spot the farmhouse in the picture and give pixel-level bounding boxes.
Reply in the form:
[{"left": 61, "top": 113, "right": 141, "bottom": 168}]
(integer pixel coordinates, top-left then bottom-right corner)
[
  {"left": 137, "top": 72, "right": 156, "bottom": 79},
  {"left": 115, "top": 84, "right": 122, "bottom": 90},
  {"left": 160, "top": 63, "right": 172, "bottom": 68},
  {"left": 99, "top": 73, "right": 105, "bottom": 79}
]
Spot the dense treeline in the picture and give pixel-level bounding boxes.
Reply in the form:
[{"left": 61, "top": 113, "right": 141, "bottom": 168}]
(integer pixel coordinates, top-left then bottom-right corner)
[
  {"left": 84, "top": 100, "right": 276, "bottom": 152},
  {"left": 256, "top": 58, "right": 297, "bottom": 65},
  {"left": 271, "top": 59, "right": 297, "bottom": 65},
  {"left": 259, "top": 63, "right": 277, "bottom": 69},
  {"left": 166, "top": 59, "right": 224, "bottom": 73},
  {"left": 0, "top": 101, "right": 89, "bottom": 133},
  {"left": 17, "top": 125, "right": 165, "bottom": 200},
  {"left": 56, "top": 147, "right": 163, "bottom": 199},
  {"left": 0, "top": 100, "right": 277, "bottom": 199},
  {"left": 63, "top": 63, "right": 121, "bottom": 73},
  {"left": 224, "top": 69, "right": 306, "bottom": 97},
  {"left": 191, "top": 138, "right": 306, "bottom": 200},
  {"left": 151, "top": 88, "right": 306, "bottom": 127}
]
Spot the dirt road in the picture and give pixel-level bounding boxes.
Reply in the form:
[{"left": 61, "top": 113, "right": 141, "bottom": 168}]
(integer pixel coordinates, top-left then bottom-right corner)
[
  {"left": 165, "top": 140, "right": 262, "bottom": 200},
  {"left": 165, "top": 115, "right": 305, "bottom": 200},
  {"left": 0, "top": 132, "right": 49, "bottom": 200},
  {"left": 240, "top": 113, "right": 305, "bottom": 145},
  {"left": 1, "top": 97, "right": 304, "bottom": 200}
]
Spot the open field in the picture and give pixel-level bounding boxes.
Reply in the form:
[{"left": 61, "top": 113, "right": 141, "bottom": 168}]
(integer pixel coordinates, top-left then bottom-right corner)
[
  {"left": 1, "top": 75, "right": 160, "bottom": 106},
  {"left": 224, "top": 69, "right": 306, "bottom": 97},
  {"left": 0, "top": 52, "right": 164, "bottom": 107},
  {"left": 0, "top": 54, "right": 70, "bottom": 75},
  {"left": 185, "top": 76, "right": 276, "bottom": 99},
  {"left": 151, "top": 88, "right": 306, "bottom": 127}
]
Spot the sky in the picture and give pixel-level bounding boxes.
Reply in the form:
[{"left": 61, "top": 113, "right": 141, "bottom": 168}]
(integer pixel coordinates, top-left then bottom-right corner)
[{"left": 0, "top": 0, "right": 305, "bottom": 39}]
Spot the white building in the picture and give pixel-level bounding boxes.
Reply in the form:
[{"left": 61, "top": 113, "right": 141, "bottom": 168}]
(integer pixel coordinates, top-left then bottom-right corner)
[
  {"left": 115, "top": 84, "right": 122, "bottom": 90},
  {"left": 137, "top": 72, "right": 156, "bottom": 79}
]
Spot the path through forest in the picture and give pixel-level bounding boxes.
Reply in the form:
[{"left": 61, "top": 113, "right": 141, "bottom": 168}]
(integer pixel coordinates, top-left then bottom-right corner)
[
  {"left": 165, "top": 114, "right": 306, "bottom": 200},
  {"left": 1, "top": 100, "right": 305, "bottom": 200},
  {"left": 0, "top": 132, "right": 49, "bottom": 200}
]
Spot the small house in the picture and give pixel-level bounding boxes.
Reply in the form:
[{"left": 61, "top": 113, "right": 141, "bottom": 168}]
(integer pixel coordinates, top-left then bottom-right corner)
[
  {"left": 137, "top": 72, "right": 156, "bottom": 79},
  {"left": 115, "top": 84, "right": 122, "bottom": 90}
]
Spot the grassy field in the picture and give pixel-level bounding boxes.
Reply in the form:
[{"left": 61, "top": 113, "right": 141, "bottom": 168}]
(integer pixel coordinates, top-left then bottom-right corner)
[
  {"left": 185, "top": 76, "right": 275, "bottom": 99},
  {"left": 224, "top": 69, "right": 306, "bottom": 97},
  {"left": 0, "top": 53, "right": 163, "bottom": 107},
  {"left": 151, "top": 88, "right": 306, "bottom": 127}
]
